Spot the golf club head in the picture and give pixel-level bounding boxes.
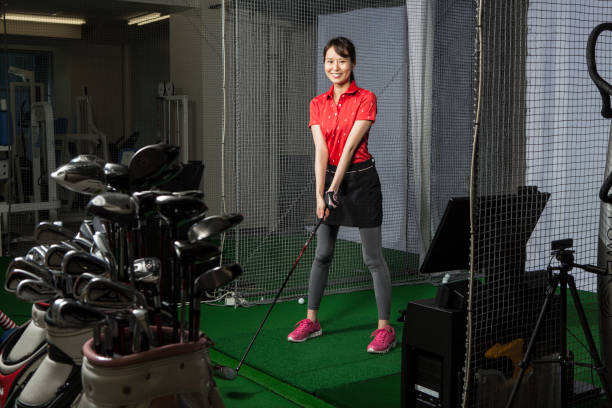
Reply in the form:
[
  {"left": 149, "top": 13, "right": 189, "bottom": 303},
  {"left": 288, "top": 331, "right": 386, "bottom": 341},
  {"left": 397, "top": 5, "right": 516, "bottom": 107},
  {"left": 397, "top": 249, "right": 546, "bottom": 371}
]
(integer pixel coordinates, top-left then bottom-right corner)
[
  {"left": 70, "top": 154, "right": 106, "bottom": 167},
  {"left": 86, "top": 193, "right": 137, "bottom": 228},
  {"left": 62, "top": 250, "right": 111, "bottom": 277},
  {"left": 5, "top": 269, "right": 44, "bottom": 293},
  {"left": 25, "top": 245, "right": 49, "bottom": 265},
  {"left": 173, "top": 240, "right": 221, "bottom": 264},
  {"left": 92, "top": 232, "right": 117, "bottom": 274},
  {"left": 213, "top": 365, "right": 238, "bottom": 380},
  {"left": 33, "top": 221, "right": 75, "bottom": 245},
  {"left": 15, "top": 279, "right": 60, "bottom": 303},
  {"left": 72, "top": 236, "right": 94, "bottom": 251},
  {"left": 188, "top": 213, "right": 244, "bottom": 243},
  {"left": 194, "top": 263, "right": 243, "bottom": 295},
  {"left": 81, "top": 277, "right": 147, "bottom": 309},
  {"left": 128, "top": 143, "right": 181, "bottom": 189},
  {"left": 45, "top": 298, "right": 106, "bottom": 329},
  {"left": 45, "top": 243, "right": 77, "bottom": 270},
  {"left": 155, "top": 195, "right": 208, "bottom": 226},
  {"left": 73, "top": 272, "right": 101, "bottom": 298},
  {"left": 192, "top": 255, "right": 222, "bottom": 277},
  {"left": 92, "top": 216, "right": 107, "bottom": 234},
  {"left": 78, "top": 219, "right": 96, "bottom": 242},
  {"left": 51, "top": 161, "right": 107, "bottom": 196},
  {"left": 173, "top": 190, "right": 204, "bottom": 199},
  {"left": 132, "top": 190, "right": 170, "bottom": 218},
  {"left": 104, "top": 163, "right": 130, "bottom": 193},
  {"left": 8, "top": 257, "right": 53, "bottom": 283},
  {"left": 132, "top": 258, "right": 161, "bottom": 285}
]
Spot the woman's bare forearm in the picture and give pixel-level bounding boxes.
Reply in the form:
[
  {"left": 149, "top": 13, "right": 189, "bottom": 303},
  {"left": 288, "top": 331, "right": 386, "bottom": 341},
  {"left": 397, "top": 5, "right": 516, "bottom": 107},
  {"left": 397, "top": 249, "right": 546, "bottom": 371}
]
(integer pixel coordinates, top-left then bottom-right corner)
[
  {"left": 328, "top": 120, "right": 372, "bottom": 191},
  {"left": 311, "top": 125, "right": 328, "bottom": 199}
]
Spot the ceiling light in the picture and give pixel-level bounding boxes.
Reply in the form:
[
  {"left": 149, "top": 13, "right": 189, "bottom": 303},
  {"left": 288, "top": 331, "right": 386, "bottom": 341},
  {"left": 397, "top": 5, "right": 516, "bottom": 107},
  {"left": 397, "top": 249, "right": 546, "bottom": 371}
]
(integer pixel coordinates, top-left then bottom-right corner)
[
  {"left": 3, "top": 13, "right": 86, "bottom": 25},
  {"left": 127, "top": 13, "right": 161, "bottom": 25},
  {"left": 136, "top": 15, "right": 170, "bottom": 26}
]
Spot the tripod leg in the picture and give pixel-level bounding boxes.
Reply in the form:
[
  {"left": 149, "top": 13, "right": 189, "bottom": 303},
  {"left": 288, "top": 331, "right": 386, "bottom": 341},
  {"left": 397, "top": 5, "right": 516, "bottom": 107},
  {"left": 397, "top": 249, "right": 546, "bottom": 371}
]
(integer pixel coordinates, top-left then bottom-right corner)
[
  {"left": 506, "top": 275, "right": 560, "bottom": 408},
  {"left": 567, "top": 275, "right": 612, "bottom": 404}
]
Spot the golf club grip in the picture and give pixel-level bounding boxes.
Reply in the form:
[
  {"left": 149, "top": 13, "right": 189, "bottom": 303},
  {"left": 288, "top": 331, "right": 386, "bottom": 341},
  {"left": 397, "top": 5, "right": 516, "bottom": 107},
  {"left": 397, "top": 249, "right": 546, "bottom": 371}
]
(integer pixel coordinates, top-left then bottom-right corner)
[
  {"left": 236, "top": 216, "right": 325, "bottom": 372},
  {"left": 587, "top": 23, "right": 612, "bottom": 119},
  {"left": 601, "top": 171, "right": 612, "bottom": 204}
]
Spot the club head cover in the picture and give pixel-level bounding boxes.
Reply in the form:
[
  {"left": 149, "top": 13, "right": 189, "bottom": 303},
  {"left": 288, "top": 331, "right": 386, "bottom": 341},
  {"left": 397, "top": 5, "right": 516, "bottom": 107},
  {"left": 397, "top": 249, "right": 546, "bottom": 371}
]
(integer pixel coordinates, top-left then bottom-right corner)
[{"left": 325, "top": 190, "right": 341, "bottom": 210}]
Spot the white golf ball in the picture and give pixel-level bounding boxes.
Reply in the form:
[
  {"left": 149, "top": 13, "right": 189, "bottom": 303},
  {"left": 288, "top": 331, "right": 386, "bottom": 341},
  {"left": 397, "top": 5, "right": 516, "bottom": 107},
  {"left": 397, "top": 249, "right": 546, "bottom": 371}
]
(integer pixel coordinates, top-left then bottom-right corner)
[{"left": 298, "top": 297, "right": 305, "bottom": 304}]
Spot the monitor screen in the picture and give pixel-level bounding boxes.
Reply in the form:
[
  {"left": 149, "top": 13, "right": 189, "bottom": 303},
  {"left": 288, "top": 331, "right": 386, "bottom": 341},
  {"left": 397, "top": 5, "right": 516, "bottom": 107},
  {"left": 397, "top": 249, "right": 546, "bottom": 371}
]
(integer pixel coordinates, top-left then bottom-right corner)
[{"left": 420, "top": 197, "right": 470, "bottom": 274}]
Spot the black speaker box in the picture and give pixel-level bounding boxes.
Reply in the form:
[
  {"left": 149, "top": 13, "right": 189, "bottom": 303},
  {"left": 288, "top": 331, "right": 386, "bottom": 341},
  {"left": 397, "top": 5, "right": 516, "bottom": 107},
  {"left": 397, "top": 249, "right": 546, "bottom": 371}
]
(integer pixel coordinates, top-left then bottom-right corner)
[{"left": 401, "top": 298, "right": 467, "bottom": 408}]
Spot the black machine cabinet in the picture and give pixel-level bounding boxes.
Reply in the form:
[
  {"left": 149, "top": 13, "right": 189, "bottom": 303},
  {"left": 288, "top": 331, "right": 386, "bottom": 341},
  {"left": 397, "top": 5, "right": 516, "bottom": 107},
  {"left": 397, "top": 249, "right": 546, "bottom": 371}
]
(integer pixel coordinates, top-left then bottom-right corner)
[{"left": 401, "top": 298, "right": 467, "bottom": 408}]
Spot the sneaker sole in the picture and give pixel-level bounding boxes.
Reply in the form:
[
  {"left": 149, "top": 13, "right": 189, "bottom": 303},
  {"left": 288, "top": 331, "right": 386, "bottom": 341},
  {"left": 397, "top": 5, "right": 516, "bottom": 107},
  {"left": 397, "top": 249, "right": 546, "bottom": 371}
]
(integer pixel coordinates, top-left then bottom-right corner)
[
  {"left": 287, "top": 330, "right": 322, "bottom": 343},
  {"left": 367, "top": 339, "right": 397, "bottom": 354}
]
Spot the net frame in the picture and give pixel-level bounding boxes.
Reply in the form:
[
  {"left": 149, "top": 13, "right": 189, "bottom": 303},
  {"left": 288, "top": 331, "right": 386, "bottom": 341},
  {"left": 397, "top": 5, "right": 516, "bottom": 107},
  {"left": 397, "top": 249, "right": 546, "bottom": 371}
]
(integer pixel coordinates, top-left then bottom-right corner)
[
  {"left": 219, "top": 0, "right": 431, "bottom": 305},
  {"left": 464, "top": 1, "right": 612, "bottom": 407}
]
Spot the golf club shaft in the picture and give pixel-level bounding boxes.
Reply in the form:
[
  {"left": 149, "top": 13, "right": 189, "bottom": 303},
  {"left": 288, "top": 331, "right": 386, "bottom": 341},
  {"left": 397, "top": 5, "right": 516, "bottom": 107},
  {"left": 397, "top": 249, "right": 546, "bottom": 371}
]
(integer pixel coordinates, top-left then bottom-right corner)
[{"left": 236, "top": 216, "right": 324, "bottom": 373}]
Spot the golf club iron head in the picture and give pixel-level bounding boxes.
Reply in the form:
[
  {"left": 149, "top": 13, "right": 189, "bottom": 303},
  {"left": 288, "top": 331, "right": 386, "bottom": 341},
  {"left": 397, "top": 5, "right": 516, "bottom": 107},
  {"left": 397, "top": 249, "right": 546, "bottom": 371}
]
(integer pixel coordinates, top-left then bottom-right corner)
[
  {"left": 62, "top": 250, "right": 111, "bottom": 277},
  {"left": 8, "top": 257, "right": 53, "bottom": 283},
  {"left": 5, "top": 269, "right": 45, "bottom": 293},
  {"left": 81, "top": 277, "right": 147, "bottom": 310},
  {"left": 45, "top": 298, "right": 106, "bottom": 329},
  {"left": 33, "top": 221, "right": 75, "bottom": 245},
  {"left": 16, "top": 279, "right": 60, "bottom": 303}
]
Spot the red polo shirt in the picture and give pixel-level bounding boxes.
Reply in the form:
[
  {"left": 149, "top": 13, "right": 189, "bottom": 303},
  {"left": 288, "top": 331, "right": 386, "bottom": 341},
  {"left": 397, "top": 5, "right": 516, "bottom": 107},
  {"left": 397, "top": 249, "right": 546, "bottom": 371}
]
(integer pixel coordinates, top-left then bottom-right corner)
[{"left": 308, "top": 81, "right": 377, "bottom": 165}]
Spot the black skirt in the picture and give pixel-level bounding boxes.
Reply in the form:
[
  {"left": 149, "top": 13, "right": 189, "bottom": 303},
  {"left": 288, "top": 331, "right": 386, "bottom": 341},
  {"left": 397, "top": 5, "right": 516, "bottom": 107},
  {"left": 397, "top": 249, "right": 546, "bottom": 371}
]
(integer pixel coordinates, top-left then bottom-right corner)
[{"left": 323, "top": 159, "right": 382, "bottom": 228}]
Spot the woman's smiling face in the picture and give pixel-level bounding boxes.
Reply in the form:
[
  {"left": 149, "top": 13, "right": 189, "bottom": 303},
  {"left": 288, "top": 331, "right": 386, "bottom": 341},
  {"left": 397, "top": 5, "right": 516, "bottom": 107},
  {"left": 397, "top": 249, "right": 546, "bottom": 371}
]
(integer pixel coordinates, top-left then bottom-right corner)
[{"left": 324, "top": 46, "right": 354, "bottom": 87}]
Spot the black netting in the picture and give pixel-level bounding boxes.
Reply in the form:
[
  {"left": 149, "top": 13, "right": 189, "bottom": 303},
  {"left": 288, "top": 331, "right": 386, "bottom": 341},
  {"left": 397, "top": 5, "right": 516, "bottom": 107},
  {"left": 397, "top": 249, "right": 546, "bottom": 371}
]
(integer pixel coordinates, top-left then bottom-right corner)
[{"left": 466, "top": 1, "right": 612, "bottom": 407}]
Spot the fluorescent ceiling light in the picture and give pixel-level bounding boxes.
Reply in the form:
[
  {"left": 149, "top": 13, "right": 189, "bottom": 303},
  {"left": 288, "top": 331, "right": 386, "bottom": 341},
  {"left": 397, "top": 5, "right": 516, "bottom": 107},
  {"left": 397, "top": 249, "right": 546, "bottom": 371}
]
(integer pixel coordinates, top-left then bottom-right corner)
[
  {"left": 3, "top": 13, "right": 86, "bottom": 25},
  {"left": 136, "top": 14, "right": 170, "bottom": 26},
  {"left": 127, "top": 13, "right": 161, "bottom": 25}
]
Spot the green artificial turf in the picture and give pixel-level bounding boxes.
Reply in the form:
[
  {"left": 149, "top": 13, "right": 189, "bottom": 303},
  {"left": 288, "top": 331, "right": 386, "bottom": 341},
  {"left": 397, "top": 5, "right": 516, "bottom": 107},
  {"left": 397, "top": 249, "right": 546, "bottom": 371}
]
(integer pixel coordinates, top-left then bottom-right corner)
[
  {"left": 316, "top": 373, "right": 401, "bottom": 408},
  {"left": 566, "top": 290, "right": 604, "bottom": 390},
  {"left": 211, "top": 349, "right": 334, "bottom": 408},
  {"left": 215, "top": 369, "right": 304, "bottom": 407},
  {"left": 202, "top": 283, "right": 437, "bottom": 406}
]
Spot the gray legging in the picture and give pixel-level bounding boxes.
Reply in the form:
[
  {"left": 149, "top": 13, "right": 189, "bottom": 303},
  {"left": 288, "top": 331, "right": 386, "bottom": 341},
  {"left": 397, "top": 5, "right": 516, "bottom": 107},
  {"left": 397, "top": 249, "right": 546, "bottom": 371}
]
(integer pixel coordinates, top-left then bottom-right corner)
[{"left": 307, "top": 224, "right": 392, "bottom": 320}]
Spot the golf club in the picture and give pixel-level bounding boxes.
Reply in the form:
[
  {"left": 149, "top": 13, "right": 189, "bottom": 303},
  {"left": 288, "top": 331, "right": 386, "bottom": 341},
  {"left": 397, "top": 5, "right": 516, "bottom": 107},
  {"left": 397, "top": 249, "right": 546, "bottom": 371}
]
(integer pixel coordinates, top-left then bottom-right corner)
[
  {"left": 188, "top": 213, "right": 244, "bottom": 243},
  {"left": 235, "top": 213, "right": 329, "bottom": 376}
]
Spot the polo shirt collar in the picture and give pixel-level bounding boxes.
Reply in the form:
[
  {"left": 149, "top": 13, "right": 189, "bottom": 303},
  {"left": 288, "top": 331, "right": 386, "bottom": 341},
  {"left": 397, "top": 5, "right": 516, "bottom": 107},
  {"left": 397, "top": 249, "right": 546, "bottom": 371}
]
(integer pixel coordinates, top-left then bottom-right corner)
[{"left": 326, "top": 81, "right": 359, "bottom": 99}]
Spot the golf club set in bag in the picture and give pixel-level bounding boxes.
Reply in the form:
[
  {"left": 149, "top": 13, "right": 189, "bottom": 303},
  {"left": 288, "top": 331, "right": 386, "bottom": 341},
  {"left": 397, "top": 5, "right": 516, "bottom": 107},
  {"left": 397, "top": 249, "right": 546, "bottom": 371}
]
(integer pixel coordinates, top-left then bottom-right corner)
[{"left": 0, "top": 143, "right": 244, "bottom": 408}]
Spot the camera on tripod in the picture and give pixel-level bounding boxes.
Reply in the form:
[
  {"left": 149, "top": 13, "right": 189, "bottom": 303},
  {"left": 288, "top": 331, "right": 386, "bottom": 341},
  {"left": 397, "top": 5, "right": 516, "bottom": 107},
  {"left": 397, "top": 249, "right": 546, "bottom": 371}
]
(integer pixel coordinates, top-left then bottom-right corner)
[
  {"left": 505, "top": 237, "right": 612, "bottom": 408},
  {"left": 549, "top": 238, "right": 608, "bottom": 276},
  {"left": 550, "top": 238, "right": 574, "bottom": 266},
  {"left": 551, "top": 238, "right": 573, "bottom": 252}
]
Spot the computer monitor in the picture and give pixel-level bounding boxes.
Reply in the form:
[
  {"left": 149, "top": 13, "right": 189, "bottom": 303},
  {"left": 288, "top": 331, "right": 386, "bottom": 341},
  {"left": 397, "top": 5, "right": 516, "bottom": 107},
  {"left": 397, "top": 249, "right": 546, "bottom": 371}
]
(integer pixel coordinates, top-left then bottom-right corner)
[
  {"left": 419, "top": 187, "right": 550, "bottom": 279},
  {"left": 420, "top": 197, "right": 470, "bottom": 275}
]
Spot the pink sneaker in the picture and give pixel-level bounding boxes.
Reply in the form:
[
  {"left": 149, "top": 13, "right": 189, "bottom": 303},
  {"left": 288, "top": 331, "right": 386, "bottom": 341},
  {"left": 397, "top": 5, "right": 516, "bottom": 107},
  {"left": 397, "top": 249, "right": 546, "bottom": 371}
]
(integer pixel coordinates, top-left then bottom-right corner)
[
  {"left": 287, "top": 319, "right": 322, "bottom": 342},
  {"left": 367, "top": 326, "right": 396, "bottom": 353}
]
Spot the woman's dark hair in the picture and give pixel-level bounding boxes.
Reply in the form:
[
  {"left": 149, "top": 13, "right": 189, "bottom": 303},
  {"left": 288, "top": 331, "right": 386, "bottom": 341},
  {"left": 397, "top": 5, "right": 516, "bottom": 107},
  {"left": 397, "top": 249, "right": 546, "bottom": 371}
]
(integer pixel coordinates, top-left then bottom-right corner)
[{"left": 323, "top": 37, "right": 356, "bottom": 83}]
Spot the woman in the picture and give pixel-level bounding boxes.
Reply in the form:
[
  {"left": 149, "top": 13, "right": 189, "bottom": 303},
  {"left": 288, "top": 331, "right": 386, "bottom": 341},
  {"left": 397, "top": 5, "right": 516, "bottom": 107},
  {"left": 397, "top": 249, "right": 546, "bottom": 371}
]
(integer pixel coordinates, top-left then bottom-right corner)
[{"left": 287, "top": 37, "right": 395, "bottom": 353}]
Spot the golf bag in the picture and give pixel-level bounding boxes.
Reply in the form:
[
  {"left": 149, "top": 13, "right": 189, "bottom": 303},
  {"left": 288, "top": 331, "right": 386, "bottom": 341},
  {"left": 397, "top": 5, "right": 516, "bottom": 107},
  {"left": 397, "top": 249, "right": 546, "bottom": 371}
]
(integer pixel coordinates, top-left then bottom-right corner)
[
  {"left": 73, "top": 331, "right": 224, "bottom": 408},
  {"left": 15, "top": 324, "right": 92, "bottom": 408},
  {"left": 0, "top": 304, "right": 47, "bottom": 408}
]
